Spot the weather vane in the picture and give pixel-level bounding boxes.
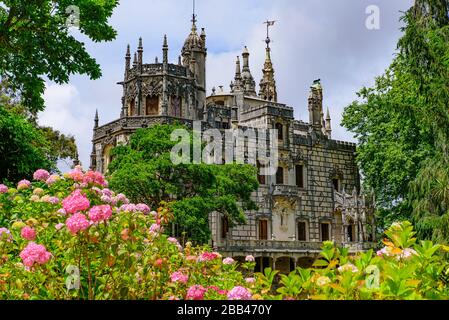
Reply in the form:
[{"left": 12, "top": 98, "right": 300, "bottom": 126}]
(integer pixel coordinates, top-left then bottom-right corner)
[
  {"left": 192, "top": 0, "right": 197, "bottom": 24},
  {"left": 263, "top": 20, "right": 276, "bottom": 48}
]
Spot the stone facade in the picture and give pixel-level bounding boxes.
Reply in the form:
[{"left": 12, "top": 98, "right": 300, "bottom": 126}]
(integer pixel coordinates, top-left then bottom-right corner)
[{"left": 90, "top": 13, "right": 376, "bottom": 274}]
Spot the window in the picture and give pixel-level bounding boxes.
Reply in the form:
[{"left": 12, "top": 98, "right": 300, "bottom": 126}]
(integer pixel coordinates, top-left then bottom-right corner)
[
  {"left": 347, "top": 224, "right": 355, "bottom": 242},
  {"left": 129, "top": 98, "right": 136, "bottom": 116},
  {"left": 257, "top": 161, "right": 266, "bottom": 185},
  {"left": 221, "top": 216, "right": 229, "bottom": 239},
  {"left": 296, "top": 165, "right": 304, "bottom": 188},
  {"left": 259, "top": 220, "right": 268, "bottom": 240},
  {"left": 276, "top": 167, "right": 284, "bottom": 185},
  {"left": 321, "top": 223, "right": 330, "bottom": 241},
  {"left": 275, "top": 123, "right": 283, "bottom": 140},
  {"left": 332, "top": 178, "right": 339, "bottom": 191},
  {"left": 146, "top": 96, "right": 159, "bottom": 115},
  {"left": 297, "top": 221, "right": 307, "bottom": 241}
]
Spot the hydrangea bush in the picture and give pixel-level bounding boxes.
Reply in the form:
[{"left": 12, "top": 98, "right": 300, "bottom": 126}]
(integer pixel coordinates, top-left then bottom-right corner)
[
  {"left": 0, "top": 167, "right": 254, "bottom": 300},
  {"left": 1, "top": 168, "right": 449, "bottom": 300}
]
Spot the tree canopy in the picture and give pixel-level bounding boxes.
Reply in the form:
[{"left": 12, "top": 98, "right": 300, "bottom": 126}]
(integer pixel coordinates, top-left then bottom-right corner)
[
  {"left": 0, "top": 0, "right": 119, "bottom": 112},
  {"left": 342, "top": 0, "right": 449, "bottom": 241},
  {"left": 108, "top": 124, "right": 259, "bottom": 244}
]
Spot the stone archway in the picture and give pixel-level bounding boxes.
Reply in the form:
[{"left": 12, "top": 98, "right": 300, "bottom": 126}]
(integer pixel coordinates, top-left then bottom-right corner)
[
  {"left": 275, "top": 256, "right": 295, "bottom": 274},
  {"left": 255, "top": 256, "right": 273, "bottom": 273},
  {"left": 103, "top": 144, "right": 114, "bottom": 173}
]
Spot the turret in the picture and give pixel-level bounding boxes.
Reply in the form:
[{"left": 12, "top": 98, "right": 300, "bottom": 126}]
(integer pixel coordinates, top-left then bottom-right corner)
[
  {"left": 124, "top": 44, "right": 131, "bottom": 78},
  {"left": 325, "top": 107, "right": 332, "bottom": 138},
  {"left": 308, "top": 79, "right": 324, "bottom": 133},
  {"left": 241, "top": 46, "right": 257, "bottom": 97},
  {"left": 232, "top": 56, "right": 243, "bottom": 92},
  {"left": 137, "top": 37, "right": 143, "bottom": 70},
  {"left": 162, "top": 35, "right": 168, "bottom": 65},
  {"left": 94, "top": 109, "right": 99, "bottom": 129}
]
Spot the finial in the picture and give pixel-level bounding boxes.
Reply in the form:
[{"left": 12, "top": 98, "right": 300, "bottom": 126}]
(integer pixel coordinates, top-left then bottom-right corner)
[
  {"left": 94, "top": 109, "right": 99, "bottom": 128},
  {"left": 263, "top": 20, "right": 276, "bottom": 49},
  {"left": 178, "top": 55, "right": 182, "bottom": 65},
  {"left": 326, "top": 107, "right": 331, "bottom": 120},
  {"left": 133, "top": 52, "right": 137, "bottom": 66},
  {"left": 212, "top": 86, "right": 216, "bottom": 95},
  {"left": 138, "top": 37, "right": 143, "bottom": 49},
  {"left": 163, "top": 34, "right": 168, "bottom": 48},
  {"left": 126, "top": 44, "right": 130, "bottom": 57},
  {"left": 243, "top": 46, "right": 249, "bottom": 55},
  {"left": 155, "top": 56, "right": 159, "bottom": 63},
  {"left": 191, "top": 0, "right": 197, "bottom": 27}
]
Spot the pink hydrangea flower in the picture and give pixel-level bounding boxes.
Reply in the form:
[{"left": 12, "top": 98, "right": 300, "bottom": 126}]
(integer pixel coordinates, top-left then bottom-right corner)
[
  {"left": 245, "top": 255, "right": 255, "bottom": 262},
  {"left": 62, "top": 189, "right": 90, "bottom": 214},
  {"left": 149, "top": 223, "right": 162, "bottom": 233},
  {"left": 68, "top": 168, "right": 84, "bottom": 182},
  {"left": 102, "top": 188, "right": 113, "bottom": 197},
  {"left": 223, "top": 257, "right": 235, "bottom": 265},
  {"left": 17, "top": 180, "right": 31, "bottom": 190},
  {"left": 115, "top": 193, "right": 129, "bottom": 204},
  {"left": 88, "top": 205, "right": 112, "bottom": 223},
  {"left": 33, "top": 169, "right": 50, "bottom": 182},
  {"left": 19, "top": 242, "right": 51, "bottom": 268},
  {"left": 170, "top": 271, "right": 189, "bottom": 284},
  {"left": 0, "top": 227, "right": 13, "bottom": 242},
  {"left": 245, "top": 277, "right": 256, "bottom": 284},
  {"left": 66, "top": 213, "right": 90, "bottom": 235},
  {"left": 57, "top": 208, "right": 67, "bottom": 216},
  {"left": 0, "top": 184, "right": 8, "bottom": 193},
  {"left": 48, "top": 196, "right": 60, "bottom": 204},
  {"left": 21, "top": 226, "right": 36, "bottom": 241},
  {"left": 198, "top": 252, "right": 220, "bottom": 262},
  {"left": 227, "top": 286, "right": 252, "bottom": 300},
  {"left": 100, "top": 195, "right": 112, "bottom": 203},
  {"left": 136, "top": 203, "right": 151, "bottom": 214},
  {"left": 55, "top": 223, "right": 65, "bottom": 230},
  {"left": 45, "top": 175, "right": 58, "bottom": 186},
  {"left": 83, "top": 170, "right": 107, "bottom": 187},
  {"left": 186, "top": 285, "right": 207, "bottom": 300}
]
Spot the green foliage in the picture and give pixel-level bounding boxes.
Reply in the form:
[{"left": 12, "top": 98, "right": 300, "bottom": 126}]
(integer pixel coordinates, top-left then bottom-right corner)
[
  {"left": 0, "top": 81, "right": 79, "bottom": 182},
  {"left": 341, "top": 0, "right": 449, "bottom": 238},
  {"left": 0, "top": 105, "right": 52, "bottom": 182},
  {"left": 0, "top": 0, "right": 119, "bottom": 112},
  {"left": 108, "top": 124, "right": 259, "bottom": 244},
  {"left": 256, "top": 221, "right": 449, "bottom": 300}
]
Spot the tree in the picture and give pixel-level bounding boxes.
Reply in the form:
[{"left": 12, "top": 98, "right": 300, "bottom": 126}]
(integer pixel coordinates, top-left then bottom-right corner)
[
  {"left": 0, "top": 105, "right": 52, "bottom": 182},
  {"left": 0, "top": 80, "right": 79, "bottom": 182},
  {"left": 0, "top": 0, "right": 118, "bottom": 112},
  {"left": 342, "top": 0, "right": 449, "bottom": 240},
  {"left": 108, "top": 124, "right": 259, "bottom": 244}
]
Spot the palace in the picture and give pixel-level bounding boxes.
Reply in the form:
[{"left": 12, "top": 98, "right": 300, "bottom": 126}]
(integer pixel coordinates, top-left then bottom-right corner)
[{"left": 90, "top": 12, "right": 376, "bottom": 273}]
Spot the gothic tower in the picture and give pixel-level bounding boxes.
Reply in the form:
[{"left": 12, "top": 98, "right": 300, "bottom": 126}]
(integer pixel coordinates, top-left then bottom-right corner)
[{"left": 181, "top": 12, "right": 207, "bottom": 118}]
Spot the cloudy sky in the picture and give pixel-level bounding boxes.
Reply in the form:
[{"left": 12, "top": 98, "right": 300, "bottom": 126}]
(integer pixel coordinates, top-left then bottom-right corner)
[{"left": 39, "top": 0, "right": 414, "bottom": 169}]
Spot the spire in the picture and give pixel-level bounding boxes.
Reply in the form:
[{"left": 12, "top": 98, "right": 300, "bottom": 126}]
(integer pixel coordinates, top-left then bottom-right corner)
[
  {"left": 137, "top": 37, "right": 143, "bottom": 68},
  {"left": 191, "top": 0, "right": 197, "bottom": 32},
  {"left": 259, "top": 21, "right": 277, "bottom": 102},
  {"left": 133, "top": 52, "right": 137, "bottom": 67},
  {"left": 94, "top": 109, "right": 99, "bottom": 128},
  {"left": 240, "top": 47, "right": 257, "bottom": 96},
  {"left": 124, "top": 44, "right": 131, "bottom": 78},
  {"left": 325, "top": 107, "right": 332, "bottom": 138},
  {"left": 162, "top": 34, "right": 168, "bottom": 64},
  {"left": 178, "top": 55, "right": 182, "bottom": 66},
  {"left": 232, "top": 56, "right": 243, "bottom": 93}
]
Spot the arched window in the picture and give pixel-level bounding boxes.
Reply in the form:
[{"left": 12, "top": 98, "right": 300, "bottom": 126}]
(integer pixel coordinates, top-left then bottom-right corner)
[
  {"left": 146, "top": 95, "right": 159, "bottom": 115},
  {"left": 128, "top": 98, "right": 136, "bottom": 116},
  {"left": 275, "top": 123, "right": 283, "bottom": 140},
  {"left": 276, "top": 167, "right": 284, "bottom": 185}
]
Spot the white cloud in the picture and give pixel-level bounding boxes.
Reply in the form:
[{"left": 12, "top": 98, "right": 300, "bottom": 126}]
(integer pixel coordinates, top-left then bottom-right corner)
[{"left": 37, "top": 0, "right": 414, "bottom": 167}]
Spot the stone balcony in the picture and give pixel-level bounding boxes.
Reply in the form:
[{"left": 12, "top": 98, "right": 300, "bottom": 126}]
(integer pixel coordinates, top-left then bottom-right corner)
[
  {"left": 218, "top": 239, "right": 376, "bottom": 255},
  {"left": 272, "top": 185, "right": 300, "bottom": 197}
]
